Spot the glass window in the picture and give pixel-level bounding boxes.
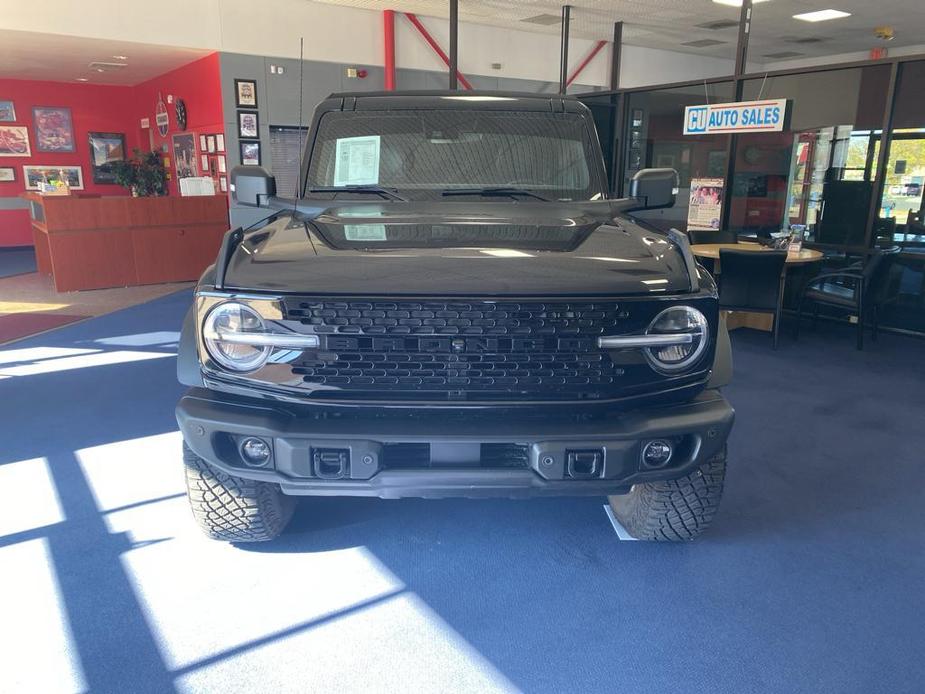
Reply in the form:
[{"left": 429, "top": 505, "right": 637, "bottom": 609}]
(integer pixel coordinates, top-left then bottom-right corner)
[
  {"left": 268, "top": 126, "right": 307, "bottom": 198},
  {"left": 747, "top": 2, "right": 925, "bottom": 73},
  {"left": 623, "top": 82, "right": 735, "bottom": 232},
  {"left": 727, "top": 65, "right": 890, "bottom": 246},
  {"left": 306, "top": 110, "right": 603, "bottom": 201},
  {"left": 877, "top": 61, "right": 925, "bottom": 252}
]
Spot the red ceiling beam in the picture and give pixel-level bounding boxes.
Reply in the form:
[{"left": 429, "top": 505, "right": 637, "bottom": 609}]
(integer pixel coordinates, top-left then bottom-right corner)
[
  {"left": 404, "top": 12, "right": 474, "bottom": 90},
  {"left": 567, "top": 40, "right": 608, "bottom": 87}
]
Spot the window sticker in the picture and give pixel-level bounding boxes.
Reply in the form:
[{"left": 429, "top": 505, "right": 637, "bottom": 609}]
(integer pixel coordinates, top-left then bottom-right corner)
[
  {"left": 333, "top": 135, "right": 381, "bottom": 186},
  {"left": 344, "top": 224, "right": 387, "bottom": 241}
]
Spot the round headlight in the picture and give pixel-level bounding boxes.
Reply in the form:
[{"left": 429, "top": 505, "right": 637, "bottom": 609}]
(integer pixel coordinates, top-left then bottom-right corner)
[
  {"left": 644, "top": 305, "right": 709, "bottom": 373},
  {"left": 203, "top": 302, "right": 271, "bottom": 372}
]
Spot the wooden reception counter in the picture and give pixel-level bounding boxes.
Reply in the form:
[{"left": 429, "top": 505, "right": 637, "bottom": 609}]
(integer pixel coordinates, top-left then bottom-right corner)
[{"left": 23, "top": 193, "right": 229, "bottom": 292}]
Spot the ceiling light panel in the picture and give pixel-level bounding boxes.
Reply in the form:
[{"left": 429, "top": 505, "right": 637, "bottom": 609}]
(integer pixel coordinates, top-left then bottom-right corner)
[{"left": 793, "top": 9, "right": 852, "bottom": 22}]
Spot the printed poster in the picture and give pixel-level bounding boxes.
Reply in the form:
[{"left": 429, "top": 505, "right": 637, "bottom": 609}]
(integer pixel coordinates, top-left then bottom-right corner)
[
  {"left": 687, "top": 178, "right": 725, "bottom": 231},
  {"left": 334, "top": 135, "right": 381, "bottom": 187}
]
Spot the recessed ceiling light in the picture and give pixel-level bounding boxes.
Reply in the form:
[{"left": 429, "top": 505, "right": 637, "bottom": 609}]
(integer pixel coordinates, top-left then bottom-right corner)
[
  {"left": 712, "top": 0, "right": 770, "bottom": 6},
  {"left": 113, "top": 55, "right": 129, "bottom": 60},
  {"left": 793, "top": 9, "right": 851, "bottom": 22},
  {"left": 75, "top": 77, "right": 89, "bottom": 82}
]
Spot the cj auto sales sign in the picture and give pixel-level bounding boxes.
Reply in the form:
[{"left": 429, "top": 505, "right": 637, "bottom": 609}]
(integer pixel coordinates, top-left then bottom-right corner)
[{"left": 683, "top": 99, "right": 789, "bottom": 135}]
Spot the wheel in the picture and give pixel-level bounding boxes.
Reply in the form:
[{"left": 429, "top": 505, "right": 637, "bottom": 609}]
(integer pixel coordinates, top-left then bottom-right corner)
[
  {"left": 183, "top": 442, "right": 295, "bottom": 542},
  {"left": 608, "top": 447, "right": 727, "bottom": 542}
]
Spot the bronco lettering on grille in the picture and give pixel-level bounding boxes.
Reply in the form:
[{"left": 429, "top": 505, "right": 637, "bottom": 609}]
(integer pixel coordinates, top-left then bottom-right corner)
[{"left": 324, "top": 336, "right": 596, "bottom": 353}]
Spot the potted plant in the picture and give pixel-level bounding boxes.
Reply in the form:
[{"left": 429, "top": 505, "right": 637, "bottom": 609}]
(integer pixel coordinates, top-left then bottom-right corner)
[{"left": 112, "top": 149, "right": 168, "bottom": 197}]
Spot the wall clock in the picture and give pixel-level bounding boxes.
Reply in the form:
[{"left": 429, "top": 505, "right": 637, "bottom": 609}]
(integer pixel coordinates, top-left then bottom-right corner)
[{"left": 175, "top": 99, "right": 188, "bottom": 131}]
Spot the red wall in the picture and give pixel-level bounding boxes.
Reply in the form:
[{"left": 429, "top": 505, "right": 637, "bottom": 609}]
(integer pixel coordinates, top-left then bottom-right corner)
[
  {"left": 130, "top": 53, "right": 225, "bottom": 198},
  {"left": 0, "top": 53, "right": 224, "bottom": 247},
  {"left": 0, "top": 80, "right": 139, "bottom": 245}
]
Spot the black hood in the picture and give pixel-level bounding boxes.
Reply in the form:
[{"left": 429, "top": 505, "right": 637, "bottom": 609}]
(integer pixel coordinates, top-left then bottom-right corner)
[{"left": 223, "top": 201, "right": 694, "bottom": 296}]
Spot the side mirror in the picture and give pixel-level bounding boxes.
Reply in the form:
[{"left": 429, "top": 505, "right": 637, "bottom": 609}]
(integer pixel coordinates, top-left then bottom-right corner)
[
  {"left": 629, "top": 168, "right": 679, "bottom": 210},
  {"left": 230, "top": 165, "right": 276, "bottom": 207}
]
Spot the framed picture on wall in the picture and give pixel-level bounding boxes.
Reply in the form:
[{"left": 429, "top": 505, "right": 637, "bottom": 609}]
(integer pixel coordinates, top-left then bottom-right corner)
[
  {"left": 207, "top": 135, "right": 216, "bottom": 153},
  {"left": 88, "top": 132, "right": 126, "bottom": 184},
  {"left": 219, "top": 176, "right": 227, "bottom": 192},
  {"left": 172, "top": 132, "right": 198, "bottom": 179},
  {"left": 240, "top": 141, "right": 260, "bottom": 166},
  {"left": 23, "top": 165, "right": 84, "bottom": 190},
  {"left": 33, "top": 106, "right": 75, "bottom": 152},
  {"left": 0, "top": 167, "right": 15, "bottom": 182},
  {"left": 238, "top": 111, "right": 259, "bottom": 139},
  {"left": 199, "top": 134, "right": 208, "bottom": 151},
  {"left": 0, "top": 125, "right": 31, "bottom": 156},
  {"left": 201, "top": 154, "right": 209, "bottom": 171},
  {"left": 234, "top": 79, "right": 258, "bottom": 108},
  {"left": 216, "top": 134, "right": 225, "bottom": 152},
  {"left": 0, "top": 101, "right": 15, "bottom": 122},
  {"left": 217, "top": 155, "right": 226, "bottom": 173}
]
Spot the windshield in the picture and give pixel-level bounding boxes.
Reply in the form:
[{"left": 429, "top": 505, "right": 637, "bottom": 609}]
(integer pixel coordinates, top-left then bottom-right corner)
[{"left": 305, "top": 109, "right": 603, "bottom": 201}]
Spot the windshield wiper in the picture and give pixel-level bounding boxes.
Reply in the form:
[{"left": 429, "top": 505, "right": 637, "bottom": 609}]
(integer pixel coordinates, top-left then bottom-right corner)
[
  {"left": 441, "top": 187, "right": 550, "bottom": 202},
  {"left": 308, "top": 185, "right": 407, "bottom": 201}
]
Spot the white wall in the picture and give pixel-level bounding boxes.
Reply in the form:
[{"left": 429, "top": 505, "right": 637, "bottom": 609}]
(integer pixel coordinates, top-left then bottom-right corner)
[
  {"left": 619, "top": 45, "right": 736, "bottom": 89},
  {"left": 0, "top": 0, "right": 738, "bottom": 91}
]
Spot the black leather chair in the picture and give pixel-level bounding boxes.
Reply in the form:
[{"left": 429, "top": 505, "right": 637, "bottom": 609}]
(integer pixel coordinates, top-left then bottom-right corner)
[
  {"left": 795, "top": 247, "right": 900, "bottom": 350},
  {"left": 718, "top": 249, "right": 788, "bottom": 349},
  {"left": 689, "top": 229, "right": 738, "bottom": 246}
]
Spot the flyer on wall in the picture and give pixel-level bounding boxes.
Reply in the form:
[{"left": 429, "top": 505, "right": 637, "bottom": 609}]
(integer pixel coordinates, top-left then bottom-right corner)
[{"left": 687, "top": 178, "right": 725, "bottom": 231}]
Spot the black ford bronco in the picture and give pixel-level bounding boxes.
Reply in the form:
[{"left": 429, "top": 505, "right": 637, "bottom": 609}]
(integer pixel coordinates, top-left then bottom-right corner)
[{"left": 176, "top": 91, "right": 734, "bottom": 542}]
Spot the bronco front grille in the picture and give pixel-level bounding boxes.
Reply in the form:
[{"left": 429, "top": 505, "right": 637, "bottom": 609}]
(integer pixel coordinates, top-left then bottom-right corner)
[{"left": 278, "top": 298, "right": 676, "bottom": 402}]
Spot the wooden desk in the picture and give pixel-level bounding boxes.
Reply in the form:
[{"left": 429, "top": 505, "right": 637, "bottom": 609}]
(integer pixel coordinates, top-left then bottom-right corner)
[
  {"left": 24, "top": 193, "right": 229, "bottom": 291},
  {"left": 690, "top": 242, "right": 824, "bottom": 332},
  {"left": 690, "top": 242, "right": 824, "bottom": 265}
]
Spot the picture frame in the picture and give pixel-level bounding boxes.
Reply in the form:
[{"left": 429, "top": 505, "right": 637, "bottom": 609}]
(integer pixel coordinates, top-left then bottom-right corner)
[
  {"left": 216, "top": 134, "right": 225, "bottom": 152},
  {"left": 234, "top": 79, "right": 258, "bottom": 108},
  {"left": 88, "top": 131, "right": 126, "bottom": 184},
  {"left": 207, "top": 135, "right": 216, "bottom": 153},
  {"left": 219, "top": 176, "right": 227, "bottom": 192},
  {"left": 0, "top": 166, "right": 15, "bottom": 182},
  {"left": 33, "top": 106, "right": 75, "bottom": 152},
  {"left": 0, "top": 125, "right": 31, "bottom": 156},
  {"left": 201, "top": 154, "right": 209, "bottom": 171},
  {"left": 217, "top": 155, "right": 226, "bottom": 173},
  {"left": 23, "top": 165, "right": 84, "bottom": 190},
  {"left": 172, "top": 132, "right": 198, "bottom": 179},
  {"left": 0, "top": 100, "right": 15, "bottom": 122},
  {"left": 199, "top": 134, "right": 208, "bottom": 151},
  {"left": 238, "top": 111, "right": 259, "bottom": 139},
  {"left": 240, "top": 140, "right": 260, "bottom": 166}
]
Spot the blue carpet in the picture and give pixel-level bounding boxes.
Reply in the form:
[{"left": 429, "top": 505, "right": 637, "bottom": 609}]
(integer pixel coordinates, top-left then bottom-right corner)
[
  {"left": 1, "top": 291, "right": 923, "bottom": 693},
  {"left": 0, "top": 247, "right": 37, "bottom": 278}
]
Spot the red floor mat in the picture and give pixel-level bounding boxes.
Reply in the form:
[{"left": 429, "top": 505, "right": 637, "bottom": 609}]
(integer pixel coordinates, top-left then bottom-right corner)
[{"left": 0, "top": 313, "right": 86, "bottom": 344}]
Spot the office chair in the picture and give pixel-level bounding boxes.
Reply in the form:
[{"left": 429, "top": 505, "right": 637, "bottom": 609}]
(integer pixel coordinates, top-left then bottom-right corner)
[
  {"left": 718, "top": 249, "right": 788, "bottom": 349},
  {"left": 795, "top": 246, "right": 901, "bottom": 350}
]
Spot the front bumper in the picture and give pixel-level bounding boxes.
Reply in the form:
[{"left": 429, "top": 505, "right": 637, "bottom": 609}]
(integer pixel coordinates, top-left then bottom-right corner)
[{"left": 176, "top": 389, "right": 734, "bottom": 499}]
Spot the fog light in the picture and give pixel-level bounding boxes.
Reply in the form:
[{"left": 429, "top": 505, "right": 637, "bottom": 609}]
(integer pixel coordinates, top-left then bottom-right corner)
[
  {"left": 240, "top": 437, "right": 272, "bottom": 467},
  {"left": 642, "top": 440, "right": 673, "bottom": 468}
]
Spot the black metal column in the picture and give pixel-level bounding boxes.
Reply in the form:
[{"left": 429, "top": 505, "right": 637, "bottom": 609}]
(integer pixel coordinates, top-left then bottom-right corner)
[
  {"left": 559, "top": 5, "right": 571, "bottom": 94},
  {"left": 610, "top": 21, "right": 623, "bottom": 91},
  {"left": 449, "top": 0, "right": 459, "bottom": 90},
  {"left": 864, "top": 61, "right": 901, "bottom": 251},
  {"left": 734, "top": 0, "right": 752, "bottom": 77}
]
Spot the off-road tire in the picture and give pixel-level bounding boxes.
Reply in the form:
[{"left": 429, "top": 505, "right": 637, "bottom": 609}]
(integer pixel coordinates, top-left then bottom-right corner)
[
  {"left": 608, "top": 447, "right": 727, "bottom": 541},
  {"left": 183, "top": 442, "right": 295, "bottom": 542}
]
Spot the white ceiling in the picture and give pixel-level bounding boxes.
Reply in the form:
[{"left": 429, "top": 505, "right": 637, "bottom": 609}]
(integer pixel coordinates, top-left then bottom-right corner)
[
  {"left": 311, "top": 0, "right": 925, "bottom": 62},
  {"left": 0, "top": 30, "right": 211, "bottom": 86}
]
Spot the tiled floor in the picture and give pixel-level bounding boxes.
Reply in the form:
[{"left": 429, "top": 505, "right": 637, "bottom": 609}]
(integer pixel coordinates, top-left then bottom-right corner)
[{"left": 0, "top": 271, "right": 192, "bottom": 344}]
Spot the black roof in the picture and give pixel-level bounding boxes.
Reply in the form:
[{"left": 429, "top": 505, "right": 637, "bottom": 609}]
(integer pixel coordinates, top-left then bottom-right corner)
[{"left": 322, "top": 90, "right": 588, "bottom": 113}]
